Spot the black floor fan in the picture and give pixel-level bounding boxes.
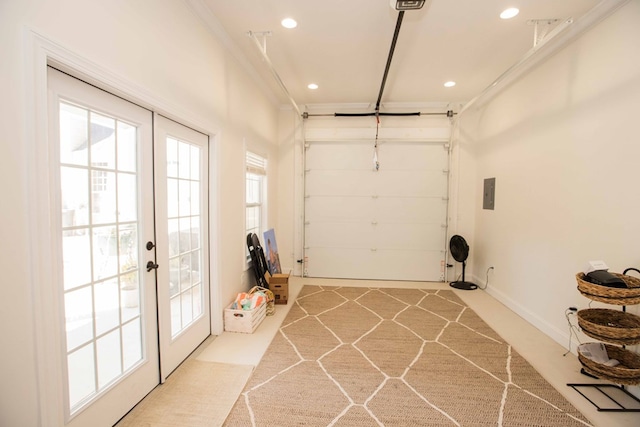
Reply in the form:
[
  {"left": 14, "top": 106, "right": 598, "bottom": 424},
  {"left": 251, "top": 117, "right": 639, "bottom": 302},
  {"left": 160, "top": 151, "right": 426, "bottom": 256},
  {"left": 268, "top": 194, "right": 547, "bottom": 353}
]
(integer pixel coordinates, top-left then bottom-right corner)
[{"left": 449, "top": 235, "right": 477, "bottom": 290}]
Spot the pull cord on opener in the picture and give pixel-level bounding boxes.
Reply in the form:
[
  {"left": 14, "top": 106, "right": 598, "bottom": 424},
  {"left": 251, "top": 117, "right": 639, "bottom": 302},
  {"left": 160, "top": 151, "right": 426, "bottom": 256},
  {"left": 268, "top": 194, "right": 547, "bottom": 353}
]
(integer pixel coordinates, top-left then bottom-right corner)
[{"left": 374, "top": 113, "right": 380, "bottom": 171}]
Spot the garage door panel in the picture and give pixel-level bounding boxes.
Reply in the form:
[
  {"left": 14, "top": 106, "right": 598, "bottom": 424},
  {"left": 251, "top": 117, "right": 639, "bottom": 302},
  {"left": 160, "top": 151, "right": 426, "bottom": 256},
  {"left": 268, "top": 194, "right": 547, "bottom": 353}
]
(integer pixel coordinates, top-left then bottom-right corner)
[
  {"left": 306, "top": 170, "right": 375, "bottom": 197},
  {"left": 305, "top": 248, "right": 377, "bottom": 280},
  {"left": 376, "top": 170, "right": 448, "bottom": 197},
  {"left": 305, "top": 247, "right": 443, "bottom": 281},
  {"left": 375, "top": 197, "right": 447, "bottom": 223},
  {"left": 371, "top": 250, "right": 443, "bottom": 281},
  {"left": 305, "top": 196, "right": 374, "bottom": 222},
  {"left": 305, "top": 222, "right": 374, "bottom": 248},
  {"left": 375, "top": 223, "right": 445, "bottom": 251},
  {"left": 306, "top": 142, "right": 373, "bottom": 170},
  {"left": 305, "top": 222, "right": 446, "bottom": 252},
  {"left": 378, "top": 143, "right": 447, "bottom": 170}
]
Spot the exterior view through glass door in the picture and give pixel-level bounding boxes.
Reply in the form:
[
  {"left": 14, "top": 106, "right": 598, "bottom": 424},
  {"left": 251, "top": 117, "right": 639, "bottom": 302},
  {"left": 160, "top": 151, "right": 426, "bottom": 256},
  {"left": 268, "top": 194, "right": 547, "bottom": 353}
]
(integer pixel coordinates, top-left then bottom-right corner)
[
  {"left": 48, "top": 68, "right": 210, "bottom": 426},
  {"left": 154, "top": 115, "right": 210, "bottom": 380}
]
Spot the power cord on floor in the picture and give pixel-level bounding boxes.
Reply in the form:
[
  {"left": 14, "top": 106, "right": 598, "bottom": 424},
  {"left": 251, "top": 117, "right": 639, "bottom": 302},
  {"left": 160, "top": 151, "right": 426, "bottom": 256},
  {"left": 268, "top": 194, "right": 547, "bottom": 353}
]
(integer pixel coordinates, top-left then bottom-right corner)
[
  {"left": 563, "top": 307, "right": 582, "bottom": 356},
  {"left": 451, "top": 266, "right": 492, "bottom": 289},
  {"left": 478, "top": 266, "right": 493, "bottom": 290}
]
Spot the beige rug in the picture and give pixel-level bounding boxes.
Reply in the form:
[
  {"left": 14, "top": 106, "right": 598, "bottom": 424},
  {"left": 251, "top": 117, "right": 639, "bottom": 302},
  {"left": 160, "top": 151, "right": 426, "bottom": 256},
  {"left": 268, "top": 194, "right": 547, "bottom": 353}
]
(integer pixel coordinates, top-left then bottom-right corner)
[
  {"left": 224, "top": 286, "right": 593, "bottom": 426},
  {"left": 116, "top": 359, "right": 253, "bottom": 427}
]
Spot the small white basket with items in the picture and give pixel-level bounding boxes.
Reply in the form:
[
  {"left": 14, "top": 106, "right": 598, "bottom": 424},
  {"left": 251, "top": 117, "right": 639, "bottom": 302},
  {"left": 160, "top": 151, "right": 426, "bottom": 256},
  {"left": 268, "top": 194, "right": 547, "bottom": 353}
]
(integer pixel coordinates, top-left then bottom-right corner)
[{"left": 223, "top": 287, "right": 272, "bottom": 333}]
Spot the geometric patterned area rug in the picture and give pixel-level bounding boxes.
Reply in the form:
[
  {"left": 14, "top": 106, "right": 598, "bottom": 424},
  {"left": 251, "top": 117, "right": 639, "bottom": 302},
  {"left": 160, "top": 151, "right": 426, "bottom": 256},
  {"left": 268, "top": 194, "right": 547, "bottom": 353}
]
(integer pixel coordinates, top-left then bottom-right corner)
[{"left": 224, "top": 285, "right": 592, "bottom": 426}]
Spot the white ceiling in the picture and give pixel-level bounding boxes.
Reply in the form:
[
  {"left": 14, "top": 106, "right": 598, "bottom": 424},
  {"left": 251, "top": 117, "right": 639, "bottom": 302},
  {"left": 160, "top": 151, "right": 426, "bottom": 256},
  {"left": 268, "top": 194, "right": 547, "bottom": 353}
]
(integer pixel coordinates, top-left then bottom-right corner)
[{"left": 197, "top": 0, "right": 600, "bottom": 109}]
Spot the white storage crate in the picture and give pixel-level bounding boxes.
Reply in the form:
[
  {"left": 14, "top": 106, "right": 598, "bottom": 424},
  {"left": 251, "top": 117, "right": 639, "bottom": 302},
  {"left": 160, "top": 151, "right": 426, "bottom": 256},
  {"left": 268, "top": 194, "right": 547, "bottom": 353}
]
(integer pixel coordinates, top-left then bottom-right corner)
[{"left": 224, "top": 300, "right": 266, "bottom": 333}]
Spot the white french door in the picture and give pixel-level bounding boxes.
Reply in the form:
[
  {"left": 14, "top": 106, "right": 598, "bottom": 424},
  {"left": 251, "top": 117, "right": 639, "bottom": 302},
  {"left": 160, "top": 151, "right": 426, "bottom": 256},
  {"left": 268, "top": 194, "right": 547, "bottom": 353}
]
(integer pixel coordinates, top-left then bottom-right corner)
[
  {"left": 48, "top": 67, "right": 159, "bottom": 426},
  {"left": 154, "top": 115, "right": 210, "bottom": 380},
  {"left": 47, "top": 68, "right": 210, "bottom": 426}
]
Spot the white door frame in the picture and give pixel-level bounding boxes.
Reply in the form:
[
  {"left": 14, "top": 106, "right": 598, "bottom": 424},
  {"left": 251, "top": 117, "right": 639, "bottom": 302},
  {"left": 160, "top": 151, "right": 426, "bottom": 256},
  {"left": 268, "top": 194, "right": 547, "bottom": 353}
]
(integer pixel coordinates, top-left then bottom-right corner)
[{"left": 24, "top": 29, "right": 223, "bottom": 426}]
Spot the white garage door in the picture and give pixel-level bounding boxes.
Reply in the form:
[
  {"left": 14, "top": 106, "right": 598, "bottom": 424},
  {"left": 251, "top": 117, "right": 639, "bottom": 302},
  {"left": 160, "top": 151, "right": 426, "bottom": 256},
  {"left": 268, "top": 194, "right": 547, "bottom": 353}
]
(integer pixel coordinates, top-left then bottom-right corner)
[{"left": 304, "top": 140, "right": 449, "bottom": 281}]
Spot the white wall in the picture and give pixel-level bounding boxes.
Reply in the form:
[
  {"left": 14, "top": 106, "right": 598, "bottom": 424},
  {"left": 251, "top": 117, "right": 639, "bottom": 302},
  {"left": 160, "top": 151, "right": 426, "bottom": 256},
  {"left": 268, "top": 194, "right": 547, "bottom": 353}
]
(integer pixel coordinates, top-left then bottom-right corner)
[
  {"left": 456, "top": 0, "right": 640, "bottom": 394},
  {"left": 0, "top": 0, "right": 279, "bottom": 425}
]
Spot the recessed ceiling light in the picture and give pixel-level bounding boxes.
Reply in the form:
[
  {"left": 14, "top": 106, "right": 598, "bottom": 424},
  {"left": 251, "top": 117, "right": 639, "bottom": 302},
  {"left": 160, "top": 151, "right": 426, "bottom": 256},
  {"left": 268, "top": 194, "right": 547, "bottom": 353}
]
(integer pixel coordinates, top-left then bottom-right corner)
[
  {"left": 444, "top": 81, "right": 456, "bottom": 88},
  {"left": 281, "top": 18, "right": 297, "bottom": 29},
  {"left": 500, "top": 8, "right": 519, "bottom": 20},
  {"left": 308, "top": 83, "right": 319, "bottom": 90}
]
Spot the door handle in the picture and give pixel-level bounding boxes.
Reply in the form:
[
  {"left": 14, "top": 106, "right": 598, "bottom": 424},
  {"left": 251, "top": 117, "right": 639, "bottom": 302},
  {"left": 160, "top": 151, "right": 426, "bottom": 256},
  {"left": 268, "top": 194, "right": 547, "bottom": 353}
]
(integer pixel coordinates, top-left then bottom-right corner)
[{"left": 146, "top": 261, "right": 159, "bottom": 272}]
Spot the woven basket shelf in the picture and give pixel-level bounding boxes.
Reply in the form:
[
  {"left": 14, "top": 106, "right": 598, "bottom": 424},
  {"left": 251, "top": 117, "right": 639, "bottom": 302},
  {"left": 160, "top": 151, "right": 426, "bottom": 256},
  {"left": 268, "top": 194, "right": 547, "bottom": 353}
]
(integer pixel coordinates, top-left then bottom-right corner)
[
  {"left": 578, "top": 308, "right": 640, "bottom": 345},
  {"left": 578, "top": 343, "right": 640, "bottom": 386},
  {"left": 576, "top": 272, "right": 640, "bottom": 305}
]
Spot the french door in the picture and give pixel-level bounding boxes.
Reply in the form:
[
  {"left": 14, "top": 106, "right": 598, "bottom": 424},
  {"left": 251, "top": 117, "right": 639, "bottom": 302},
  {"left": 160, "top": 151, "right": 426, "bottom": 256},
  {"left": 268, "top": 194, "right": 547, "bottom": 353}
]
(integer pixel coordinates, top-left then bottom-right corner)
[
  {"left": 47, "top": 68, "right": 210, "bottom": 426},
  {"left": 154, "top": 115, "right": 210, "bottom": 380}
]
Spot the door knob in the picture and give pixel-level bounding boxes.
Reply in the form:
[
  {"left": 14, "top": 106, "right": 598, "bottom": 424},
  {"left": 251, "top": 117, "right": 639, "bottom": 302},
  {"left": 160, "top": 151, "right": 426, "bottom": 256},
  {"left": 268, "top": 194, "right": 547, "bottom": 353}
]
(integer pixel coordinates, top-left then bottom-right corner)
[
  {"left": 146, "top": 261, "right": 159, "bottom": 272},
  {"left": 146, "top": 241, "right": 155, "bottom": 250}
]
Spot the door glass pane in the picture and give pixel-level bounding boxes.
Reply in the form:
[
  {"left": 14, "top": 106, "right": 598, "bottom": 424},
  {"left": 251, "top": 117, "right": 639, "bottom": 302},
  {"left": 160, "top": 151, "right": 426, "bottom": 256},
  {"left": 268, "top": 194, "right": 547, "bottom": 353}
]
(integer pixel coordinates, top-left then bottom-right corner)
[
  {"left": 118, "top": 224, "right": 138, "bottom": 274},
  {"left": 179, "top": 179, "right": 191, "bottom": 217},
  {"left": 61, "top": 167, "right": 89, "bottom": 227},
  {"left": 167, "top": 178, "right": 179, "bottom": 218},
  {"left": 92, "top": 226, "right": 118, "bottom": 280},
  {"left": 166, "top": 138, "right": 203, "bottom": 337},
  {"left": 67, "top": 344, "right": 96, "bottom": 408},
  {"left": 118, "top": 173, "right": 137, "bottom": 222},
  {"left": 59, "top": 101, "right": 144, "bottom": 414},
  {"left": 94, "top": 279, "right": 119, "bottom": 336},
  {"left": 166, "top": 137, "right": 178, "bottom": 177},
  {"left": 192, "top": 284, "right": 202, "bottom": 318},
  {"left": 122, "top": 319, "right": 142, "bottom": 371},
  {"left": 117, "top": 121, "right": 136, "bottom": 173},
  {"left": 170, "top": 295, "right": 181, "bottom": 336},
  {"left": 178, "top": 141, "right": 190, "bottom": 179},
  {"left": 63, "top": 230, "right": 91, "bottom": 290},
  {"left": 181, "top": 291, "right": 193, "bottom": 326},
  {"left": 59, "top": 102, "right": 88, "bottom": 166},
  {"left": 190, "top": 182, "right": 200, "bottom": 215},
  {"left": 65, "top": 287, "right": 93, "bottom": 351},
  {"left": 191, "top": 216, "right": 200, "bottom": 251},
  {"left": 190, "top": 145, "right": 200, "bottom": 180},
  {"left": 97, "top": 330, "right": 122, "bottom": 388},
  {"left": 91, "top": 170, "right": 117, "bottom": 225},
  {"left": 90, "top": 112, "right": 116, "bottom": 168}
]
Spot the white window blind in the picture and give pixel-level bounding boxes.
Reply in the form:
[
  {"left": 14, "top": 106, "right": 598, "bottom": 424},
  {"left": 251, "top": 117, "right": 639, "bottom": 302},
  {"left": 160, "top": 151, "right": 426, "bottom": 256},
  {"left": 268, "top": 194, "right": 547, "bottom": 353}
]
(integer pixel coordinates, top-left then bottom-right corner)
[{"left": 246, "top": 151, "right": 267, "bottom": 176}]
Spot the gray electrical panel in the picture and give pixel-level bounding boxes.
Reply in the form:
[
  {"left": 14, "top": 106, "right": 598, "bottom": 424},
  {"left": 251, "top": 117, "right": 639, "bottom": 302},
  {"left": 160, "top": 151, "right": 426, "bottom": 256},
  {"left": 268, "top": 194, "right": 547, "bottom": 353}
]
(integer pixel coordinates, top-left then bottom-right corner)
[{"left": 483, "top": 178, "right": 495, "bottom": 210}]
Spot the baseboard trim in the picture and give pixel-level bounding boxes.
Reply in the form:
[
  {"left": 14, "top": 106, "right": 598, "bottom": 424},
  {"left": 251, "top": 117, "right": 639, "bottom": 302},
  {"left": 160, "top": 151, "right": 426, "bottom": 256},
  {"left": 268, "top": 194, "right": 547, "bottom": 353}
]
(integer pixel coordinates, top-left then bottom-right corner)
[{"left": 470, "top": 274, "right": 575, "bottom": 356}]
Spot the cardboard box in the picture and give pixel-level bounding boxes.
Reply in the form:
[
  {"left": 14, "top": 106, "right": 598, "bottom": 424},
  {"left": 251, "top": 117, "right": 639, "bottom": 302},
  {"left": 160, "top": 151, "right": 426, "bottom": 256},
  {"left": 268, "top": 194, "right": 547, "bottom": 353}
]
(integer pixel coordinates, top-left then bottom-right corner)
[
  {"left": 267, "top": 271, "right": 289, "bottom": 304},
  {"left": 224, "top": 300, "right": 266, "bottom": 333},
  {"left": 271, "top": 282, "right": 288, "bottom": 305}
]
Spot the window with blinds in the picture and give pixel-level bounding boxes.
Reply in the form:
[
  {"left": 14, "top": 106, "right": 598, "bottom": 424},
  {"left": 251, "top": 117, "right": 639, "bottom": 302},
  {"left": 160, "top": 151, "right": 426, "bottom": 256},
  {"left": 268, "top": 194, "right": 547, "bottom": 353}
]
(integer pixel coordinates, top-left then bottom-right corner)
[{"left": 246, "top": 151, "right": 267, "bottom": 244}]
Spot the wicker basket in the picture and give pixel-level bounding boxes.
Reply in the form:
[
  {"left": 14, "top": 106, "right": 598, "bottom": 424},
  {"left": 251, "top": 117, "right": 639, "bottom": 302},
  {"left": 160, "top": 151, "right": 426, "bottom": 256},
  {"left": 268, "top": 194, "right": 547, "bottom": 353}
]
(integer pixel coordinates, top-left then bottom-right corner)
[
  {"left": 577, "top": 308, "right": 640, "bottom": 345},
  {"left": 249, "top": 286, "right": 275, "bottom": 316},
  {"left": 578, "top": 343, "right": 640, "bottom": 386},
  {"left": 576, "top": 272, "right": 640, "bottom": 305}
]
